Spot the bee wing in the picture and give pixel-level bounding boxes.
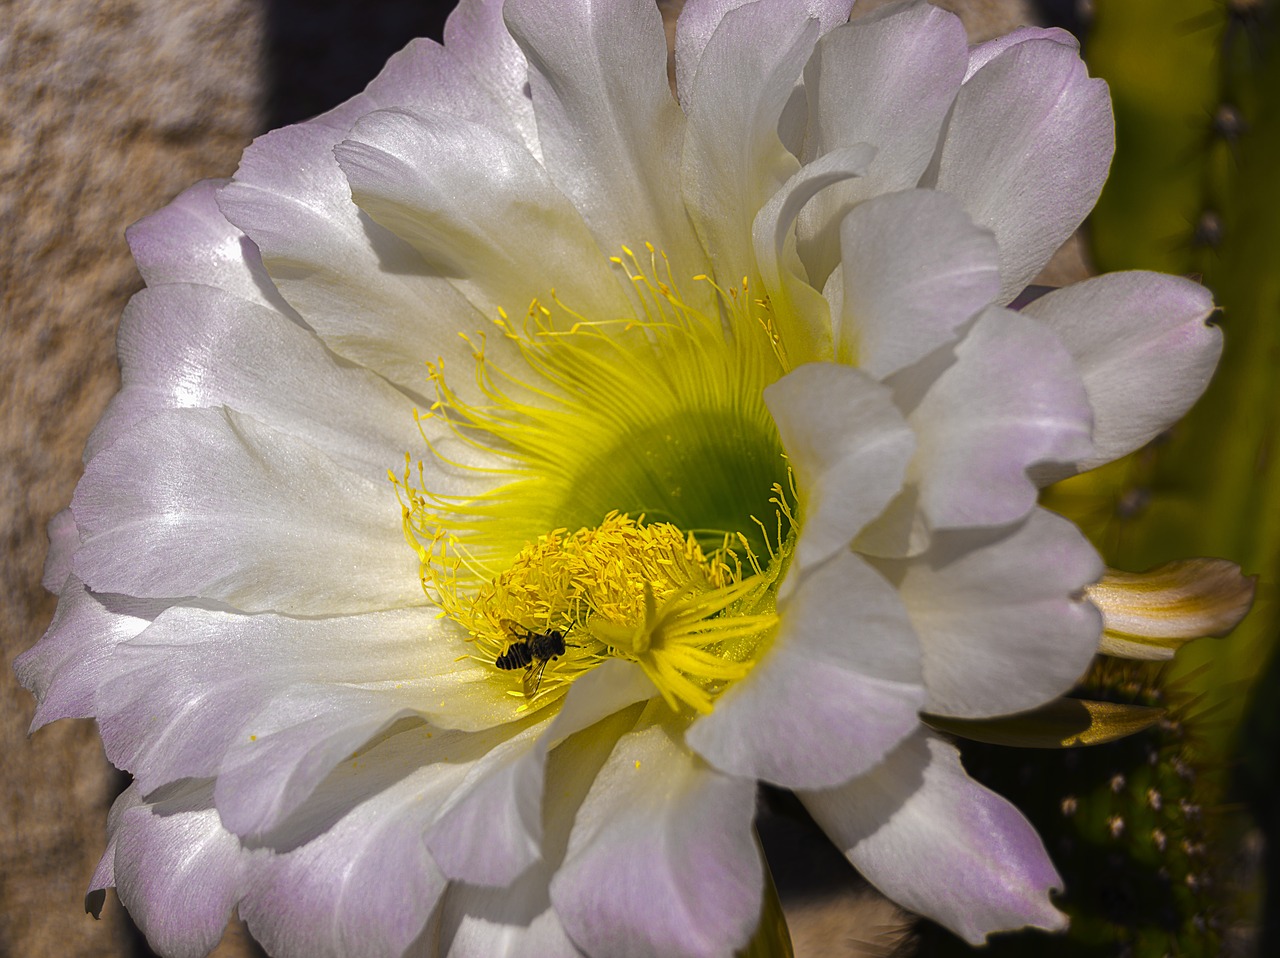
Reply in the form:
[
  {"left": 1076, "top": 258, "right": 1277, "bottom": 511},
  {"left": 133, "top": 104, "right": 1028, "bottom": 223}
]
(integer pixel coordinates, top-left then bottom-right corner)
[{"left": 523, "top": 658, "right": 551, "bottom": 698}]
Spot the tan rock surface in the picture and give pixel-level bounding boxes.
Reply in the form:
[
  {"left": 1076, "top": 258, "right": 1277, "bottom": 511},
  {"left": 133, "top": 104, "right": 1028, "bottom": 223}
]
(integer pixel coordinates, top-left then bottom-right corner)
[{"left": 1, "top": 0, "right": 264, "bottom": 954}]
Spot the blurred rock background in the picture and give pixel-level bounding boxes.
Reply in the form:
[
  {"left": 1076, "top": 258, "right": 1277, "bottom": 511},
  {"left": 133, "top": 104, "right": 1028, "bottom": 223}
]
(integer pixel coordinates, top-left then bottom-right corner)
[
  {"left": 2, "top": 3, "right": 264, "bottom": 955},
  {"left": 0, "top": 1, "right": 1147, "bottom": 956}
]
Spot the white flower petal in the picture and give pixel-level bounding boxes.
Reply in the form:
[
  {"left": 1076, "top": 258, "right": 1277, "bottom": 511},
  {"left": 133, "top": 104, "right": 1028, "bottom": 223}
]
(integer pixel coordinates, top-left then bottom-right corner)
[
  {"left": 674, "top": 0, "right": 853, "bottom": 103},
  {"left": 87, "top": 284, "right": 421, "bottom": 473},
  {"left": 358, "top": 15, "right": 522, "bottom": 127},
  {"left": 239, "top": 726, "right": 459, "bottom": 958},
  {"left": 796, "top": 1, "right": 969, "bottom": 286},
  {"left": 1022, "top": 271, "right": 1220, "bottom": 470},
  {"left": 934, "top": 34, "right": 1113, "bottom": 303},
  {"left": 422, "top": 728, "right": 550, "bottom": 886},
  {"left": 336, "top": 107, "right": 628, "bottom": 319},
  {"left": 963, "top": 25, "right": 1079, "bottom": 83},
  {"left": 503, "top": 0, "right": 702, "bottom": 266},
  {"left": 440, "top": 875, "right": 583, "bottom": 958},
  {"left": 679, "top": 1, "right": 819, "bottom": 286},
  {"left": 125, "top": 178, "right": 291, "bottom": 313},
  {"left": 837, "top": 189, "right": 1000, "bottom": 377},
  {"left": 439, "top": 0, "right": 541, "bottom": 156},
  {"left": 93, "top": 606, "right": 513, "bottom": 802},
  {"left": 764, "top": 362, "right": 914, "bottom": 572},
  {"left": 425, "top": 660, "right": 655, "bottom": 886},
  {"left": 552, "top": 717, "right": 762, "bottom": 958},
  {"left": 886, "top": 508, "right": 1103, "bottom": 718},
  {"left": 751, "top": 144, "right": 876, "bottom": 359},
  {"left": 15, "top": 582, "right": 163, "bottom": 731},
  {"left": 71, "top": 407, "right": 424, "bottom": 614},
  {"left": 217, "top": 690, "right": 474, "bottom": 842},
  {"left": 687, "top": 550, "right": 925, "bottom": 789},
  {"left": 801, "top": 730, "right": 1066, "bottom": 944},
  {"left": 435, "top": 700, "right": 635, "bottom": 958},
  {"left": 362, "top": 2, "right": 537, "bottom": 156},
  {"left": 41, "top": 507, "right": 79, "bottom": 593},
  {"left": 851, "top": 483, "right": 930, "bottom": 560},
  {"left": 101, "top": 782, "right": 251, "bottom": 958},
  {"left": 217, "top": 113, "right": 501, "bottom": 398},
  {"left": 894, "top": 307, "right": 1093, "bottom": 529}
]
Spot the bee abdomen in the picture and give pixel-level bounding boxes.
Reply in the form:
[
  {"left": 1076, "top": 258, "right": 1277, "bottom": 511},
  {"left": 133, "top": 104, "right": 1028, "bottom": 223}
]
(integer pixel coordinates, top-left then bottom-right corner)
[{"left": 496, "top": 642, "right": 534, "bottom": 671}]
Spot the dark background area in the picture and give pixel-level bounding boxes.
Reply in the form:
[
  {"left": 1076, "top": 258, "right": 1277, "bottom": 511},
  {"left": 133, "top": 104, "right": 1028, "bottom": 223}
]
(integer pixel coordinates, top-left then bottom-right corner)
[{"left": 264, "top": 0, "right": 453, "bottom": 128}]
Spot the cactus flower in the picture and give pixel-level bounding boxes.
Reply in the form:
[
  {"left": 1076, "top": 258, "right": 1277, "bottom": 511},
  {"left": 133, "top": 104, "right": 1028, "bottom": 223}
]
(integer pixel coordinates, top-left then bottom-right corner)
[{"left": 16, "top": 1, "right": 1235, "bottom": 956}]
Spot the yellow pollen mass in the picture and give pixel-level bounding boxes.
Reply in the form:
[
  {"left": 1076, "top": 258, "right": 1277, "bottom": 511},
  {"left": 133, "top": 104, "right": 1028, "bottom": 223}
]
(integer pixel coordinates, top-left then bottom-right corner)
[{"left": 432, "top": 512, "right": 778, "bottom": 713}]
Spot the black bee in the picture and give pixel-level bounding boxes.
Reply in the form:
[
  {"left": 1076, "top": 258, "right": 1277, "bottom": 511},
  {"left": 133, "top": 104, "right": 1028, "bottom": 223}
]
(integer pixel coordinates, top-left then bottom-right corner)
[{"left": 495, "top": 621, "right": 571, "bottom": 697}]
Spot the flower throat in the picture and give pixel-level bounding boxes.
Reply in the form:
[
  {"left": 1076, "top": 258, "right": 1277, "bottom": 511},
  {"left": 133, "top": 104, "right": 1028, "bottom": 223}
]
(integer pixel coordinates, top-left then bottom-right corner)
[{"left": 394, "top": 248, "right": 793, "bottom": 711}]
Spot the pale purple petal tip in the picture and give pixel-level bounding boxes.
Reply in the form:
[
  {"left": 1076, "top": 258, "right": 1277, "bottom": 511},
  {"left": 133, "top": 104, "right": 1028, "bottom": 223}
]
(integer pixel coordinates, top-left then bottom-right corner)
[
  {"left": 15, "top": 584, "right": 162, "bottom": 732},
  {"left": 938, "top": 36, "right": 1114, "bottom": 303},
  {"left": 1023, "top": 271, "right": 1220, "bottom": 471},
  {"left": 553, "top": 721, "right": 763, "bottom": 958},
  {"left": 107, "top": 783, "right": 248, "bottom": 958},
  {"left": 803, "top": 732, "right": 1066, "bottom": 944}
]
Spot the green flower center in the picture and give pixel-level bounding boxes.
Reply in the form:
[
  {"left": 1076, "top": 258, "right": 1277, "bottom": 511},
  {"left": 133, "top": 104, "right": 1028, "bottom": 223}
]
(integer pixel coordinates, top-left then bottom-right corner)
[{"left": 395, "top": 247, "right": 795, "bottom": 712}]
